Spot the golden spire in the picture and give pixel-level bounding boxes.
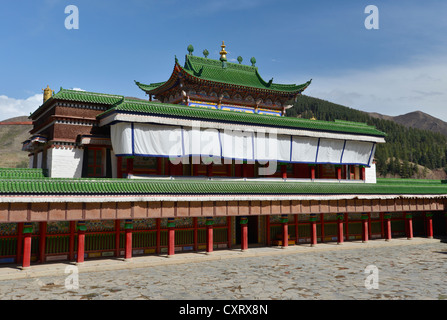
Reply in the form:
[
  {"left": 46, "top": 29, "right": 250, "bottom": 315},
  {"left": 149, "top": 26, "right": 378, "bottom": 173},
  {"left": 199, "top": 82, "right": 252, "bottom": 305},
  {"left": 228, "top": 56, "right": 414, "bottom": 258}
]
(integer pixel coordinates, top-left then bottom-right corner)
[
  {"left": 219, "top": 41, "right": 227, "bottom": 62},
  {"left": 42, "top": 85, "right": 53, "bottom": 103}
]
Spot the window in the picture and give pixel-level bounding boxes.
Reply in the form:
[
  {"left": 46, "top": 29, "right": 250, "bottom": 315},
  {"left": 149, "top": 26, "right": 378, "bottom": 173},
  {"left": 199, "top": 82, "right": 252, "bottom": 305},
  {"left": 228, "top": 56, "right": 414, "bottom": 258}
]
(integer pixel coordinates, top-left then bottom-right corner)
[{"left": 87, "top": 148, "right": 103, "bottom": 177}]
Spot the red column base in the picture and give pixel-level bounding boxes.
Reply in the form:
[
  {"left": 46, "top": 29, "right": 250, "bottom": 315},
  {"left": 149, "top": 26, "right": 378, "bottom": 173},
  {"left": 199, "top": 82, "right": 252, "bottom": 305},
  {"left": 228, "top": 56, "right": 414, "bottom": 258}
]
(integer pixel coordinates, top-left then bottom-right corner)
[
  {"left": 76, "top": 231, "right": 85, "bottom": 264},
  {"left": 206, "top": 225, "right": 213, "bottom": 254},
  {"left": 407, "top": 218, "right": 413, "bottom": 240},
  {"left": 337, "top": 220, "right": 344, "bottom": 244},
  {"left": 362, "top": 220, "right": 369, "bottom": 243},
  {"left": 282, "top": 222, "right": 288, "bottom": 248},
  {"left": 310, "top": 221, "right": 317, "bottom": 246},
  {"left": 125, "top": 229, "right": 132, "bottom": 260},
  {"left": 241, "top": 224, "right": 248, "bottom": 251},
  {"left": 167, "top": 227, "right": 175, "bottom": 257},
  {"left": 385, "top": 219, "right": 392, "bottom": 241},
  {"left": 21, "top": 234, "right": 32, "bottom": 269}
]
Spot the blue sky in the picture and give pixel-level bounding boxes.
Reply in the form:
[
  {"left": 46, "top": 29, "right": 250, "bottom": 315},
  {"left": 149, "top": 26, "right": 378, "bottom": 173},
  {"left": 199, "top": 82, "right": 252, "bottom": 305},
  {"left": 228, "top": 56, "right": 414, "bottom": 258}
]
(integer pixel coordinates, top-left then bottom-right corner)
[{"left": 1, "top": 0, "right": 447, "bottom": 121}]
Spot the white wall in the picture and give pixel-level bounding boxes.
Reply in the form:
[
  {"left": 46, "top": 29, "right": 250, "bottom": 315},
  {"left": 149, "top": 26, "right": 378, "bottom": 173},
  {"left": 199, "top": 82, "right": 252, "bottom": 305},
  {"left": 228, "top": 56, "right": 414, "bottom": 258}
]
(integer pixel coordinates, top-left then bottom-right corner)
[
  {"left": 28, "top": 155, "right": 34, "bottom": 168},
  {"left": 47, "top": 147, "right": 84, "bottom": 178},
  {"left": 364, "top": 163, "right": 377, "bottom": 184}
]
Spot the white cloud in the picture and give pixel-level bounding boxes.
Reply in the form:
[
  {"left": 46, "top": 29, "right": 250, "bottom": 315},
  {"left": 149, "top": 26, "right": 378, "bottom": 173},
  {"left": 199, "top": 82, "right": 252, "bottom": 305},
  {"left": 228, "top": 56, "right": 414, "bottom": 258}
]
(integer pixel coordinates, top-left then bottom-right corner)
[
  {"left": 297, "top": 53, "right": 447, "bottom": 121},
  {"left": 0, "top": 94, "right": 42, "bottom": 121}
]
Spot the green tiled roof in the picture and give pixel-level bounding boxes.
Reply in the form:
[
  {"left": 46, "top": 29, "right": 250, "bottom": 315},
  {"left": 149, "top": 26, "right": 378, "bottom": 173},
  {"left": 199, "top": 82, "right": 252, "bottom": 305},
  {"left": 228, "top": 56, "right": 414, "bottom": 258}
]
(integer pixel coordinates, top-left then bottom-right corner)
[
  {"left": 99, "top": 98, "right": 386, "bottom": 138},
  {"left": 0, "top": 168, "right": 47, "bottom": 180},
  {"left": 135, "top": 81, "right": 166, "bottom": 92},
  {"left": 183, "top": 55, "right": 311, "bottom": 93},
  {"left": 136, "top": 55, "right": 311, "bottom": 95},
  {"left": 30, "top": 88, "right": 124, "bottom": 118},
  {"left": 0, "top": 175, "right": 446, "bottom": 196}
]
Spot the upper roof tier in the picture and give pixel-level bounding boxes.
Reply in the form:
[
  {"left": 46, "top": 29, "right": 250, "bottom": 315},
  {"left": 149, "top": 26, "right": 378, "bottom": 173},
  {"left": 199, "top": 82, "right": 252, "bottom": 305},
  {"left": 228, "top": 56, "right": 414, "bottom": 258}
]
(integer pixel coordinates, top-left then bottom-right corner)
[{"left": 135, "top": 43, "right": 312, "bottom": 97}]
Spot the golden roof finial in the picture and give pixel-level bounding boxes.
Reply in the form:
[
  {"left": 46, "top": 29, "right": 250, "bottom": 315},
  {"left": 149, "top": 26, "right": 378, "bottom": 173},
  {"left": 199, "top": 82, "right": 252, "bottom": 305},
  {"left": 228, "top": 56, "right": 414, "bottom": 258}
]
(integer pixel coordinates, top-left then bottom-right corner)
[
  {"left": 42, "top": 85, "right": 53, "bottom": 103},
  {"left": 219, "top": 41, "right": 227, "bottom": 62}
]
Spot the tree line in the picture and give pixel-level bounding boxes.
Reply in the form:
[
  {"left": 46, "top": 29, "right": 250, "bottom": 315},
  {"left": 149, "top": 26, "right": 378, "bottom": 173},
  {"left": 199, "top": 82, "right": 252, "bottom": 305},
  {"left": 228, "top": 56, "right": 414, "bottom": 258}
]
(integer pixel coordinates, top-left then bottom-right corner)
[{"left": 287, "top": 95, "right": 447, "bottom": 178}]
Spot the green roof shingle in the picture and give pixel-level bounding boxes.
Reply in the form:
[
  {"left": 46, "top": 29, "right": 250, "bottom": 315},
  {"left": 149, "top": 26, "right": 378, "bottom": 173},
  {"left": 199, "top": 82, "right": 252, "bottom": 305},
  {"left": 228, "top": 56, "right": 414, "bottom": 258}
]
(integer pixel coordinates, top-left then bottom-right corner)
[
  {"left": 0, "top": 168, "right": 47, "bottom": 180},
  {"left": 0, "top": 171, "right": 446, "bottom": 196},
  {"left": 30, "top": 88, "right": 124, "bottom": 119},
  {"left": 99, "top": 98, "right": 386, "bottom": 138}
]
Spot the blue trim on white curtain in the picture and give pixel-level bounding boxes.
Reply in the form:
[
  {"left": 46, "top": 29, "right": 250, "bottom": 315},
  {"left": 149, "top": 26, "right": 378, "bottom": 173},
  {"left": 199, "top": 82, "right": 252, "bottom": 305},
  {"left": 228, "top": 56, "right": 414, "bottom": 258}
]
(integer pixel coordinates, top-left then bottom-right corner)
[
  {"left": 180, "top": 126, "right": 185, "bottom": 156},
  {"left": 340, "top": 140, "right": 347, "bottom": 164},
  {"left": 314, "top": 138, "right": 321, "bottom": 162},
  {"left": 218, "top": 129, "right": 223, "bottom": 158},
  {"left": 131, "top": 122, "right": 135, "bottom": 156},
  {"left": 367, "top": 143, "right": 376, "bottom": 166},
  {"left": 251, "top": 133, "right": 255, "bottom": 161}
]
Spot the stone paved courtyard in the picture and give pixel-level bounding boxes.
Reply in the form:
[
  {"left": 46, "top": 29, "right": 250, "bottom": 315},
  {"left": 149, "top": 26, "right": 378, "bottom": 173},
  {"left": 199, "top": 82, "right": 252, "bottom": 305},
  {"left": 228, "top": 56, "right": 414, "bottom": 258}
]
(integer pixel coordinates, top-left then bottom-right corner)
[{"left": 0, "top": 239, "right": 446, "bottom": 300}]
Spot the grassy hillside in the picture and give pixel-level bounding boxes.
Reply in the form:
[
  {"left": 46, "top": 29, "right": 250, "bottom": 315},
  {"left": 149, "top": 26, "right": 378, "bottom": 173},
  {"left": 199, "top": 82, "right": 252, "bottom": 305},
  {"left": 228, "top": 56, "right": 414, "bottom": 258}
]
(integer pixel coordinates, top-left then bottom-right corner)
[
  {"left": 0, "top": 116, "right": 32, "bottom": 168},
  {"left": 287, "top": 95, "right": 447, "bottom": 179}
]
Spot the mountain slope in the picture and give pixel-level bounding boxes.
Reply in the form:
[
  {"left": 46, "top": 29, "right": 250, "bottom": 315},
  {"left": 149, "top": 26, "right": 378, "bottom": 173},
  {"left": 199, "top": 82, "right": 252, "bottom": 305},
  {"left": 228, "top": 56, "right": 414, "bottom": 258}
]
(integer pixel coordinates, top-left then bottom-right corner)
[
  {"left": 0, "top": 116, "right": 32, "bottom": 168},
  {"left": 287, "top": 95, "right": 447, "bottom": 179}
]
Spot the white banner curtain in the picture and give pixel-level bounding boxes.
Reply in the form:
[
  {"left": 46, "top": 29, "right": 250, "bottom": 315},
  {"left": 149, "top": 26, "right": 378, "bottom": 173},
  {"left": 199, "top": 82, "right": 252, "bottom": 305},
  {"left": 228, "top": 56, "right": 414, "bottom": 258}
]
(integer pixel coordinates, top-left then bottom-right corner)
[{"left": 110, "top": 122, "right": 376, "bottom": 166}]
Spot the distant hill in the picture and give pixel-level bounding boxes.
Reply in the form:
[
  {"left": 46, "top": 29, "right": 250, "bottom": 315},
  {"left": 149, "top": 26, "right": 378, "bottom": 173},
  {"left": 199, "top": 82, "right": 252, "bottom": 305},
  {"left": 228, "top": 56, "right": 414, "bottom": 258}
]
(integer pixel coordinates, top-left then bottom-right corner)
[
  {"left": 0, "top": 116, "right": 32, "bottom": 168},
  {"left": 369, "top": 110, "right": 447, "bottom": 138},
  {"left": 287, "top": 95, "right": 447, "bottom": 179}
]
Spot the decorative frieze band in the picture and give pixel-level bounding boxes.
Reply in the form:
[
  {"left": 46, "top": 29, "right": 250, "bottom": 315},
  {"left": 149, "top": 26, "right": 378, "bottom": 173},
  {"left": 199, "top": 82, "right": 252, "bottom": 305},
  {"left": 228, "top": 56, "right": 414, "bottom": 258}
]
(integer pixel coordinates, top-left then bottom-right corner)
[{"left": 0, "top": 198, "right": 444, "bottom": 223}]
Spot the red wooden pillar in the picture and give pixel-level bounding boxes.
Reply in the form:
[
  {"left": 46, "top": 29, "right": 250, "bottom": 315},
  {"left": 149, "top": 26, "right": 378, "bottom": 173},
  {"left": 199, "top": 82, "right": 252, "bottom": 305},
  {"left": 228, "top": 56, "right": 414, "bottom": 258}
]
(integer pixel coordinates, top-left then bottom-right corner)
[
  {"left": 337, "top": 213, "right": 344, "bottom": 244},
  {"left": 310, "top": 165, "right": 316, "bottom": 180},
  {"left": 384, "top": 213, "right": 392, "bottom": 241},
  {"left": 167, "top": 218, "right": 175, "bottom": 257},
  {"left": 426, "top": 212, "right": 434, "bottom": 239},
  {"left": 21, "top": 223, "right": 33, "bottom": 269},
  {"left": 406, "top": 213, "right": 413, "bottom": 240},
  {"left": 206, "top": 217, "right": 214, "bottom": 254},
  {"left": 336, "top": 165, "right": 342, "bottom": 180},
  {"left": 76, "top": 221, "right": 86, "bottom": 264},
  {"left": 310, "top": 214, "right": 317, "bottom": 246},
  {"left": 124, "top": 220, "right": 133, "bottom": 260},
  {"left": 240, "top": 217, "right": 248, "bottom": 251},
  {"left": 39, "top": 221, "right": 47, "bottom": 263},
  {"left": 281, "top": 164, "right": 287, "bottom": 180},
  {"left": 281, "top": 215, "right": 288, "bottom": 248},
  {"left": 361, "top": 212, "right": 369, "bottom": 243},
  {"left": 361, "top": 166, "right": 366, "bottom": 181}
]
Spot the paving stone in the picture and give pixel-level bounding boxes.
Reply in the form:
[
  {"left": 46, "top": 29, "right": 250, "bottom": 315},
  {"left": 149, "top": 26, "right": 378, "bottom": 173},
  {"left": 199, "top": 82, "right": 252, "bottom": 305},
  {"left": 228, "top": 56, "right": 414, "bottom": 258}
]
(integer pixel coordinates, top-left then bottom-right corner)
[{"left": 1, "top": 240, "right": 447, "bottom": 299}]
